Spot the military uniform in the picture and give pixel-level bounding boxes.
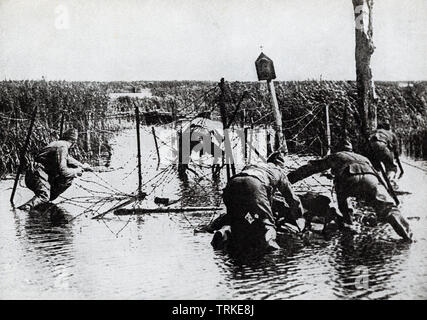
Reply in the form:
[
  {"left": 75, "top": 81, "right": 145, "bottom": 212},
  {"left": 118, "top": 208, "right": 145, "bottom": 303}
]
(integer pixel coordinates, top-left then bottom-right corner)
[
  {"left": 222, "top": 161, "right": 302, "bottom": 248},
  {"left": 287, "top": 151, "right": 412, "bottom": 240},
  {"left": 21, "top": 140, "right": 83, "bottom": 209},
  {"left": 369, "top": 129, "right": 399, "bottom": 175}
]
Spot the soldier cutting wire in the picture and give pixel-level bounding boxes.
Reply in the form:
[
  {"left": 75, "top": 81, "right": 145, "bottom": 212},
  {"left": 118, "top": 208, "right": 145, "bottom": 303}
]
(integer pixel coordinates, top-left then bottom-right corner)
[{"left": 18, "top": 128, "right": 93, "bottom": 210}]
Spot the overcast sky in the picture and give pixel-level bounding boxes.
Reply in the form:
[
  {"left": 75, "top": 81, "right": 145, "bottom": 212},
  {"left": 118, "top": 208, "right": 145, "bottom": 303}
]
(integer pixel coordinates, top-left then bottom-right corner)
[{"left": 0, "top": 0, "right": 426, "bottom": 81}]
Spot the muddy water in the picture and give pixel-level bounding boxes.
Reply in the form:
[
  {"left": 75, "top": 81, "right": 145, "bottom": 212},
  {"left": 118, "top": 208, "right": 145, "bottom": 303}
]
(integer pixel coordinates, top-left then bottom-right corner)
[{"left": 0, "top": 126, "right": 426, "bottom": 299}]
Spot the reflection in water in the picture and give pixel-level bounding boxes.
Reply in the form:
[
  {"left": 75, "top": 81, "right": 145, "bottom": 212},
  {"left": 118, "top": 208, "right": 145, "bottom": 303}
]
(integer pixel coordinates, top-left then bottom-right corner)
[
  {"left": 26, "top": 204, "right": 71, "bottom": 228},
  {"left": 212, "top": 234, "right": 324, "bottom": 299},
  {"left": 7, "top": 204, "right": 76, "bottom": 298},
  {"left": 330, "top": 233, "right": 410, "bottom": 299}
]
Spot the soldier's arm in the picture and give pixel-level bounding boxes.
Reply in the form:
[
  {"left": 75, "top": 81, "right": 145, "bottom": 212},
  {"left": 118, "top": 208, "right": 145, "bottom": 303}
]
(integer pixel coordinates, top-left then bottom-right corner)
[
  {"left": 57, "top": 146, "right": 82, "bottom": 178},
  {"left": 277, "top": 176, "right": 303, "bottom": 219},
  {"left": 68, "top": 155, "right": 93, "bottom": 172},
  {"left": 287, "top": 156, "right": 332, "bottom": 184},
  {"left": 67, "top": 156, "right": 84, "bottom": 168}
]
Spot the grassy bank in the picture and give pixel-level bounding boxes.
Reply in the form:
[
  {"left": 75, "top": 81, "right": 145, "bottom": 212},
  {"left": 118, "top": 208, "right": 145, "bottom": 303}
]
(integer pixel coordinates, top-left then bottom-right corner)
[
  {"left": 108, "top": 80, "right": 427, "bottom": 156},
  {"left": 0, "top": 80, "right": 115, "bottom": 177},
  {"left": 1, "top": 79, "right": 426, "bottom": 177}
]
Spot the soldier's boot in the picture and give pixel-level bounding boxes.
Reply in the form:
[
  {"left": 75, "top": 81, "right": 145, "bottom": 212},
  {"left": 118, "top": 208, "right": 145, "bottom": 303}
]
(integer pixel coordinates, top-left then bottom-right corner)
[
  {"left": 322, "top": 208, "right": 342, "bottom": 235},
  {"left": 386, "top": 209, "right": 413, "bottom": 241},
  {"left": 211, "top": 226, "right": 232, "bottom": 249},
  {"left": 17, "top": 196, "right": 48, "bottom": 211},
  {"left": 336, "top": 195, "right": 360, "bottom": 234},
  {"left": 19, "top": 167, "right": 50, "bottom": 211}
]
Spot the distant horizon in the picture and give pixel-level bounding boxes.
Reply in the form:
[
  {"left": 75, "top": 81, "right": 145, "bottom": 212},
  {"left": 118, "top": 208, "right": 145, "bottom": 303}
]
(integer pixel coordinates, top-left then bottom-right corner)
[{"left": 1, "top": 78, "right": 426, "bottom": 83}]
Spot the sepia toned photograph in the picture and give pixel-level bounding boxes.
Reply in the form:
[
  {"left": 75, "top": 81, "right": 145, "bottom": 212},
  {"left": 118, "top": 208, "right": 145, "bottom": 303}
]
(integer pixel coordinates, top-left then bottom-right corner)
[{"left": 0, "top": 0, "right": 426, "bottom": 301}]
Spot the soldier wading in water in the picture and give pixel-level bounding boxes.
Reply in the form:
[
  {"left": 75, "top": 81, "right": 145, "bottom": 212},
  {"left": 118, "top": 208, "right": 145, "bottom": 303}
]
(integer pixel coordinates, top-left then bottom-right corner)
[
  {"left": 18, "top": 128, "right": 93, "bottom": 210},
  {"left": 287, "top": 141, "right": 412, "bottom": 241},
  {"left": 368, "top": 121, "right": 404, "bottom": 180},
  {"left": 220, "top": 150, "right": 303, "bottom": 251}
]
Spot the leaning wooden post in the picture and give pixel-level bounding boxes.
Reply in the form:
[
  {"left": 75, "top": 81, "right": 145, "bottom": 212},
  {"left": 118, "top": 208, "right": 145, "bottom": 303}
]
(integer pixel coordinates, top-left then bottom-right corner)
[
  {"left": 10, "top": 105, "right": 38, "bottom": 205},
  {"left": 218, "top": 78, "right": 231, "bottom": 180},
  {"left": 325, "top": 104, "right": 331, "bottom": 155},
  {"left": 178, "top": 127, "right": 183, "bottom": 169},
  {"left": 244, "top": 127, "right": 249, "bottom": 163},
  {"left": 267, "top": 79, "right": 286, "bottom": 152},
  {"left": 134, "top": 105, "right": 143, "bottom": 197},
  {"left": 176, "top": 120, "right": 189, "bottom": 178},
  {"left": 85, "top": 112, "right": 92, "bottom": 153},
  {"left": 151, "top": 126, "right": 161, "bottom": 166},
  {"left": 255, "top": 52, "right": 288, "bottom": 154}
]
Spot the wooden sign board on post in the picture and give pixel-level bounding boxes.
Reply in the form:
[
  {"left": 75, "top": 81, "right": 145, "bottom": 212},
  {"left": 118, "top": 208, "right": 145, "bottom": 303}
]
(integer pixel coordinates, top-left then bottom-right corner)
[{"left": 255, "top": 52, "right": 276, "bottom": 81}]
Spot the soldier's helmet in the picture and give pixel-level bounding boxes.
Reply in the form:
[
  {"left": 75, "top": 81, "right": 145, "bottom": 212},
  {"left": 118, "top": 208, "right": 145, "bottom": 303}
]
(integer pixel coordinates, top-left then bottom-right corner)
[
  {"left": 267, "top": 151, "right": 286, "bottom": 168},
  {"left": 341, "top": 139, "right": 353, "bottom": 152},
  {"left": 62, "top": 128, "right": 78, "bottom": 142}
]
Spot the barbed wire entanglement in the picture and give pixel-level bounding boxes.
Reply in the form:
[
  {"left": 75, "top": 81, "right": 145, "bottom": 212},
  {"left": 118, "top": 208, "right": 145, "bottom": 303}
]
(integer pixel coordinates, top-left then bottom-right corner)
[
  {"left": 2, "top": 80, "right": 426, "bottom": 178},
  {"left": 1, "top": 80, "right": 426, "bottom": 235}
]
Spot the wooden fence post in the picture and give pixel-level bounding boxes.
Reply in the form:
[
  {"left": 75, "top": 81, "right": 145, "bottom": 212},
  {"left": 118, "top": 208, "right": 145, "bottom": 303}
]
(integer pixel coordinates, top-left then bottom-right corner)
[
  {"left": 134, "top": 105, "right": 143, "bottom": 197},
  {"left": 219, "top": 78, "right": 236, "bottom": 180},
  {"left": 266, "top": 79, "right": 287, "bottom": 153},
  {"left": 325, "top": 104, "right": 331, "bottom": 155},
  {"left": 10, "top": 105, "right": 38, "bottom": 205}
]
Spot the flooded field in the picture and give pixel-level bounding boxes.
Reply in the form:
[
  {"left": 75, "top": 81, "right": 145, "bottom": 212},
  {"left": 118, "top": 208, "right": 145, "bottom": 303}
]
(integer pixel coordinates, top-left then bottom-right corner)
[{"left": 1, "top": 126, "right": 426, "bottom": 299}]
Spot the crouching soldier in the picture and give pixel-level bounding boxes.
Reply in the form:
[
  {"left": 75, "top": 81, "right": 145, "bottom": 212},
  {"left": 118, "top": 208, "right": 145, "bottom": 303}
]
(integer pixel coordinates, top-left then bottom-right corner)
[
  {"left": 18, "top": 129, "right": 92, "bottom": 210},
  {"left": 287, "top": 141, "right": 412, "bottom": 241},
  {"left": 222, "top": 151, "right": 303, "bottom": 251},
  {"left": 369, "top": 121, "right": 404, "bottom": 179}
]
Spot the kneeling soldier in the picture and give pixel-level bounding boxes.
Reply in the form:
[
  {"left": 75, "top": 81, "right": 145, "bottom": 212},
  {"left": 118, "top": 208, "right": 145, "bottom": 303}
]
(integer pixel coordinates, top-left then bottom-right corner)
[
  {"left": 18, "top": 129, "right": 92, "bottom": 210},
  {"left": 222, "top": 151, "right": 303, "bottom": 250}
]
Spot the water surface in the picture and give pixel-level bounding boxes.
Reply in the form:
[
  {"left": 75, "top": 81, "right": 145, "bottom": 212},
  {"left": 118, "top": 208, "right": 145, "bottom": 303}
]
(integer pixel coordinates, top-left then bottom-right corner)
[{"left": 1, "top": 127, "right": 426, "bottom": 299}]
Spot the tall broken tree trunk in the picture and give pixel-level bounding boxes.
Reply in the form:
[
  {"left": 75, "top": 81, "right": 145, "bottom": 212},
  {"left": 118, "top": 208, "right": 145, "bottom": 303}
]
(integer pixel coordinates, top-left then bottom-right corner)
[{"left": 352, "top": 0, "right": 377, "bottom": 138}]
